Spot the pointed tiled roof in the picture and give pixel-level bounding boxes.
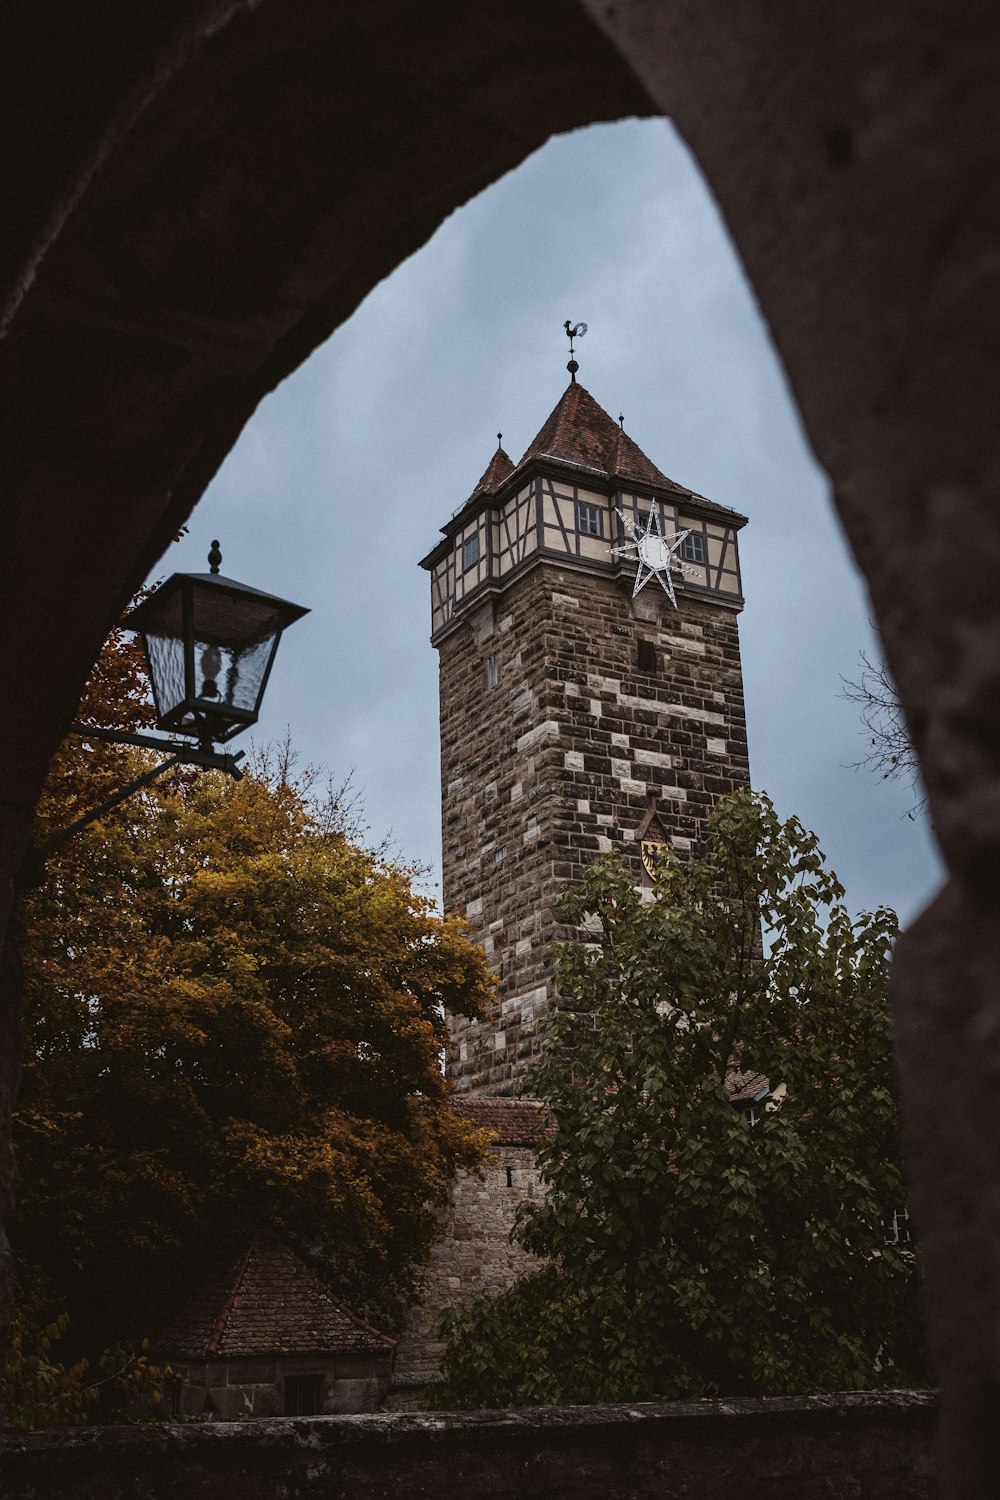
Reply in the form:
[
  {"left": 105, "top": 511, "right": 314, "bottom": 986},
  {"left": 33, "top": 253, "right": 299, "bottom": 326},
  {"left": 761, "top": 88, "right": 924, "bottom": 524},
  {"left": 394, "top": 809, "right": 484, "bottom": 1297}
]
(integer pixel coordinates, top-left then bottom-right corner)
[
  {"left": 152, "top": 1234, "right": 394, "bottom": 1360},
  {"left": 518, "top": 383, "right": 690, "bottom": 495},
  {"left": 468, "top": 442, "right": 515, "bottom": 501}
]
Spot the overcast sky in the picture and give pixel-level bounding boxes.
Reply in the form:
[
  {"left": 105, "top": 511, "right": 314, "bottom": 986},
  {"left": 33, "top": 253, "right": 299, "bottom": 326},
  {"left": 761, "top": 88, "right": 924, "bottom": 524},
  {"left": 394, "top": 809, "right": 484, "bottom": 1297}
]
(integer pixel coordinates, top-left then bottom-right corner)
[{"left": 155, "top": 117, "right": 943, "bottom": 927}]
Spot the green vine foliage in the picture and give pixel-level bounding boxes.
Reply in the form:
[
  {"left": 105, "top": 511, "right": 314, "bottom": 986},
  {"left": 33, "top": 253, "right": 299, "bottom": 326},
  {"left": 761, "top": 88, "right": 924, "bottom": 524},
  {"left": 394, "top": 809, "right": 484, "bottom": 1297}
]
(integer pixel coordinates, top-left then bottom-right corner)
[{"left": 436, "top": 790, "right": 926, "bottom": 1407}]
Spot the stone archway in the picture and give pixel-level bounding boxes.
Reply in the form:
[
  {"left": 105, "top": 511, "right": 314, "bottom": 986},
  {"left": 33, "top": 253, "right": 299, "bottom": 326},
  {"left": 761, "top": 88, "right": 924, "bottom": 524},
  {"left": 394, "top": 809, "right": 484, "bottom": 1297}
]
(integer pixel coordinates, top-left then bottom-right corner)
[{"left": 3, "top": 3, "right": 999, "bottom": 1493}]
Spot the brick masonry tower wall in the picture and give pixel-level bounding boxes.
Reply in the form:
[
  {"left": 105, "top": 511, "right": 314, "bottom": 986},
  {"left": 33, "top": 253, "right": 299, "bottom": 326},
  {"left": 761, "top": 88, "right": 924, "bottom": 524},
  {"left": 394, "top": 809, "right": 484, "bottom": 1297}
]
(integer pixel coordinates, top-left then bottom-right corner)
[{"left": 439, "top": 560, "right": 749, "bottom": 1096}]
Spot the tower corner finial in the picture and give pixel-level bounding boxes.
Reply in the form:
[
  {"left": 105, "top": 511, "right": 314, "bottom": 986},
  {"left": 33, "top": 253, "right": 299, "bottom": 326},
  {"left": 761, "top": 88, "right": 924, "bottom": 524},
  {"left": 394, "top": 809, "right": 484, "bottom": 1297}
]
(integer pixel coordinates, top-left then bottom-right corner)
[
  {"left": 619, "top": 413, "right": 625, "bottom": 430},
  {"left": 497, "top": 431, "right": 503, "bottom": 449},
  {"left": 208, "top": 539, "right": 222, "bottom": 575},
  {"left": 564, "top": 319, "right": 587, "bottom": 383}
]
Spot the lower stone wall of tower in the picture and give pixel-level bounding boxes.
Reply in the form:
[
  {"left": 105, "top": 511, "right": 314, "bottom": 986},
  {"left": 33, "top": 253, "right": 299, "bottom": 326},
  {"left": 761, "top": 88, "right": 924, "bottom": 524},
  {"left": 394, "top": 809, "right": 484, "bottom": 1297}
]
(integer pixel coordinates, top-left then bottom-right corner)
[{"left": 388, "top": 1102, "right": 543, "bottom": 1408}]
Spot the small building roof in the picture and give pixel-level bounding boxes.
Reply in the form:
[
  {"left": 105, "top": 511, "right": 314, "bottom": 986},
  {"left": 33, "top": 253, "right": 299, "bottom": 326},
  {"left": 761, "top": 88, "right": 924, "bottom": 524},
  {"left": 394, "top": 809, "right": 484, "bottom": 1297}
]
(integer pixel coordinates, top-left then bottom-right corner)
[
  {"left": 727, "top": 1070, "right": 772, "bottom": 1107},
  {"left": 153, "top": 1234, "right": 395, "bottom": 1360}
]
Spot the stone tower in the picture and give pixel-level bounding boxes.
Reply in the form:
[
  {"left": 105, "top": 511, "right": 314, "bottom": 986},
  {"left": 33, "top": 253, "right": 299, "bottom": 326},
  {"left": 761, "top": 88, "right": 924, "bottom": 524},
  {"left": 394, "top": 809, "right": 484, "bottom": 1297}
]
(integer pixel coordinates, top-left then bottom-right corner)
[{"left": 421, "top": 375, "right": 750, "bottom": 1097}]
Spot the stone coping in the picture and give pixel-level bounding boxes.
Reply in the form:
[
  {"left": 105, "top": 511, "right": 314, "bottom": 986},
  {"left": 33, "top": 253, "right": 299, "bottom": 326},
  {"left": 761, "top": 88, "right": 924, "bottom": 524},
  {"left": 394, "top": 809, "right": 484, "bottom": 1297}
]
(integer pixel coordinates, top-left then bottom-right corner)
[{"left": 3, "top": 1389, "right": 934, "bottom": 1454}]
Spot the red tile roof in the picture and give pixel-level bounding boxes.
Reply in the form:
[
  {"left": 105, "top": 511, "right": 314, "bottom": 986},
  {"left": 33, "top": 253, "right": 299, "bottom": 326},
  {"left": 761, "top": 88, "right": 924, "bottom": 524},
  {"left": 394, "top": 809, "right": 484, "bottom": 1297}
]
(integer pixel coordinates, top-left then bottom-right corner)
[
  {"left": 451, "top": 1095, "right": 545, "bottom": 1145},
  {"left": 511, "top": 382, "right": 742, "bottom": 521},
  {"left": 467, "top": 442, "right": 515, "bottom": 501},
  {"left": 727, "top": 1070, "right": 771, "bottom": 1107},
  {"left": 153, "top": 1234, "right": 394, "bottom": 1360},
  {"left": 518, "top": 382, "right": 672, "bottom": 489}
]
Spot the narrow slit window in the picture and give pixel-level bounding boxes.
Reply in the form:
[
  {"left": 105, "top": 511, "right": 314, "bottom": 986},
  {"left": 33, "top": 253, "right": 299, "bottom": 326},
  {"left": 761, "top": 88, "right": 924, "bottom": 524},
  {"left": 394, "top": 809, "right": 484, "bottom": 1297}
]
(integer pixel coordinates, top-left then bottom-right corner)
[
  {"left": 462, "top": 532, "right": 480, "bottom": 571},
  {"left": 505, "top": 1165, "right": 514, "bottom": 1188},
  {"left": 486, "top": 654, "right": 499, "bottom": 689},
  {"left": 576, "top": 501, "right": 603, "bottom": 537},
  {"left": 637, "top": 639, "right": 658, "bottom": 674}
]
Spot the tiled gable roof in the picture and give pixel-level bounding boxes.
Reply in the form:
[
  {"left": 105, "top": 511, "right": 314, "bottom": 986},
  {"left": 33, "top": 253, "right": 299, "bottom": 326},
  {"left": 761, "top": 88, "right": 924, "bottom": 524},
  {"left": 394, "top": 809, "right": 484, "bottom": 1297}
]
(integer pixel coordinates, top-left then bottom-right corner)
[
  {"left": 153, "top": 1234, "right": 394, "bottom": 1360},
  {"left": 451, "top": 1095, "right": 544, "bottom": 1146}
]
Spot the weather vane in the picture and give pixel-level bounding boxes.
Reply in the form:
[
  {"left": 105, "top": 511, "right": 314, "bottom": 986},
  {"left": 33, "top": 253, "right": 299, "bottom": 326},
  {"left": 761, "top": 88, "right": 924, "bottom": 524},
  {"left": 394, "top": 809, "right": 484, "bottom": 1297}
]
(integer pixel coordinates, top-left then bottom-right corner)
[{"left": 564, "top": 320, "right": 587, "bottom": 382}]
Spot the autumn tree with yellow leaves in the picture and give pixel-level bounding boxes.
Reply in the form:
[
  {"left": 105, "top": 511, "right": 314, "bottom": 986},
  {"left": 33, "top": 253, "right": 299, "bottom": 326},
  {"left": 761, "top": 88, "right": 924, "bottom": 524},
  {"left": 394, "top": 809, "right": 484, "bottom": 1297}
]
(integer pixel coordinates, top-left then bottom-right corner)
[{"left": 10, "top": 624, "right": 493, "bottom": 1388}]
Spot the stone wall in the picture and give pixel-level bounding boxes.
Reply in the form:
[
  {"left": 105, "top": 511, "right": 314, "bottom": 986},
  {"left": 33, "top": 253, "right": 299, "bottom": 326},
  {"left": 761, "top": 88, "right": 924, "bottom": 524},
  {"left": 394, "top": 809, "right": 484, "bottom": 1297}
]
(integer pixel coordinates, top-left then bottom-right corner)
[
  {"left": 389, "top": 1102, "right": 543, "bottom": 1403},
  {"left": 0, "top": 1393, "right": 936, "bottom": 1499},
  {"left": 439, "top": 560, "right": 749, "bottom": 1096},
  {"left": 171, "top": 1351, "right": 391, "bottom": 1419}
]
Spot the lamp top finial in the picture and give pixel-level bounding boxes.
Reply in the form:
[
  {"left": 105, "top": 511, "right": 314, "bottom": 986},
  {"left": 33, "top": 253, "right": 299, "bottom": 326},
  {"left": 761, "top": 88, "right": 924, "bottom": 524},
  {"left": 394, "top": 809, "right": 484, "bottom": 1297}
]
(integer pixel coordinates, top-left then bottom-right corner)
[{"left": 208, "top": 540, "right": 222, "bottom": 575}]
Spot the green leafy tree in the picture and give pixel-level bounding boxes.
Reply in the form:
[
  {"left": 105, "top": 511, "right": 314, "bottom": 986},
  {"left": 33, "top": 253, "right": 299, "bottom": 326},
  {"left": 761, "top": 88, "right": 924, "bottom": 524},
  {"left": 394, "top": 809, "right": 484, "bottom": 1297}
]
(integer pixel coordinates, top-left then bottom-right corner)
[
  {"left": 437, "top": 791, "right": 925, "bottom": 1406},
  {"left": 11, "top": 627, "right": 493, "bottom": 1385}
]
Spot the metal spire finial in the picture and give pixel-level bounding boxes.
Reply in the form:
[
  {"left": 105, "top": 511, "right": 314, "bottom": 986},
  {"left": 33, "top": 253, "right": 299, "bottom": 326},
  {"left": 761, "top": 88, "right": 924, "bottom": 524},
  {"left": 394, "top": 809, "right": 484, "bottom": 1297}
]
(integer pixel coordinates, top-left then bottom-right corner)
[
  {"left": 564, "top": 320, "right": 587, "bottom": 383},
  {"left": 497, "top": 432, "right": 503, "bottom": 449},
  {"left": 208, "top": 540, "right": 222, "bottom": 575},
  {"left": 619, "top": 414, "right": 625, "bottom": 430}
]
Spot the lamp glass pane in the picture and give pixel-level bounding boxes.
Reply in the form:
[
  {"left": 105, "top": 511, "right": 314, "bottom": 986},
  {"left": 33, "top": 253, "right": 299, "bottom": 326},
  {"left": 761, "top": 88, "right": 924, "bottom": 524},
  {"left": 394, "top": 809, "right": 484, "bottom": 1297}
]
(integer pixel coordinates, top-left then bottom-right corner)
[
  {"left": 191, "top": 586, "right": 283, "bottom": 719},
  {"left": 146, "top": 631, "right": 188, "bottom": 717},
  {"left": 192, "top": 629, "right": 277, "bottom": 715},
  {"left": 140, "top": 589, "right": 187, "bottom": 719}
]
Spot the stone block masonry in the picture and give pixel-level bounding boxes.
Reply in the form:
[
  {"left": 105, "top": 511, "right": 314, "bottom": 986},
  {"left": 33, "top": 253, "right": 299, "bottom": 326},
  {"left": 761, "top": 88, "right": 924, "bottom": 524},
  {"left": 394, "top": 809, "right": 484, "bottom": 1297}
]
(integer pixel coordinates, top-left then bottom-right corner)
[
  {"left": 439, "top": 563, "right": 750, "bottom": 1095},
  {"left": 388, "top": 1098, "right": 543, "bottom": 1407}
]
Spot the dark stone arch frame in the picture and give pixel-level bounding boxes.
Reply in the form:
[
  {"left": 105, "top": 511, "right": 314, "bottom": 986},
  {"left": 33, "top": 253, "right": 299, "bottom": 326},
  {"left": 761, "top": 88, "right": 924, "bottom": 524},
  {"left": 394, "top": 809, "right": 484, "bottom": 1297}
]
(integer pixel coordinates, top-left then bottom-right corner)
[{"left": 2, "top": 4, "right": 998, "bottom": 1492}]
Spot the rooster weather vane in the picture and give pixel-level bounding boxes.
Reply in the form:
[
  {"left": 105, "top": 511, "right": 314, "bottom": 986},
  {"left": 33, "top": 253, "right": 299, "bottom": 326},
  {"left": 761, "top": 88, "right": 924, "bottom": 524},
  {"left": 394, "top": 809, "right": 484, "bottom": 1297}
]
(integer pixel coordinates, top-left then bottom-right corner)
[{"left": 564, "top": 319, "right": 587, "bottom": 382}]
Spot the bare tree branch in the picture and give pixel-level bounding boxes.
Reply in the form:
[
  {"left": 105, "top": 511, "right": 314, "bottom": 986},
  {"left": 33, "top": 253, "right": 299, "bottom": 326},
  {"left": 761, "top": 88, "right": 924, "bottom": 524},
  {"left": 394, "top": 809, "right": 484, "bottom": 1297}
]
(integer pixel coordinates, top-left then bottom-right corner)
[{"left": 841, "top": 650, "right": 926, "bottom": 817}]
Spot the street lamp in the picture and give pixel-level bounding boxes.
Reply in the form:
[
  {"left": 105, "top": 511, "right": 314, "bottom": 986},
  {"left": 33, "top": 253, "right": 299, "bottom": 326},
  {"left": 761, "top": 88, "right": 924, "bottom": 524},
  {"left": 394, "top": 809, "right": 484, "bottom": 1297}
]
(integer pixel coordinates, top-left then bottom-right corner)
[
  {"left": 125, "top": 539, "right": 309, "bottom": 746},
  {"left": 29, "top": 542, "right": 309, "bottom": 872}
]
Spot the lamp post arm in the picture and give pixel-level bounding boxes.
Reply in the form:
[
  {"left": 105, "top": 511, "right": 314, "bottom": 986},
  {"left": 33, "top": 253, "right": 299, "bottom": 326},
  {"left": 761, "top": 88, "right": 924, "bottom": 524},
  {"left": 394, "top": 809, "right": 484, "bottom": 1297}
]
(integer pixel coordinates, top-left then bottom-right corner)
[
  {"left": 69, "top": 722, "right": 246, "bottom": 777},
  {"left": 22, "top": 729, "right": 246, "bottom": 885},
  {"left": 33, "top": 755, "right": 184, "bottom": 863}
]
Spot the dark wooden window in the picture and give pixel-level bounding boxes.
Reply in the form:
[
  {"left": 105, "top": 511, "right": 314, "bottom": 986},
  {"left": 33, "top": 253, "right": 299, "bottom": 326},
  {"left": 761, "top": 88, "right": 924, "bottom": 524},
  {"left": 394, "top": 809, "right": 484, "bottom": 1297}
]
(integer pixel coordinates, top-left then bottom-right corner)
[
  {"left": 462, "top": 532, "right": 480, "bottom": 570},
  {"left": 576, "top": 501, "right": 603, "bottom": 537},
  {"left": 284, "top": 1374, "right": 323, "bottom": 1416},
  {"left": 680, "top": 530, "right": 706, "bottom": 565},
  {"left": 636, "top": 639, "right": 658, "bottom": 674}
]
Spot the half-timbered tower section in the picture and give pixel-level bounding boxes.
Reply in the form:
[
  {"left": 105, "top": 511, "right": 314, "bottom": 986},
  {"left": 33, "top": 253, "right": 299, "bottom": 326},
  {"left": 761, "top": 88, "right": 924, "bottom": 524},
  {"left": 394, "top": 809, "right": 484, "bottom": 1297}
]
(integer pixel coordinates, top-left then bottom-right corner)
[{"left": 421, "top": 379, "right": 751, "bottom": 1096}]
